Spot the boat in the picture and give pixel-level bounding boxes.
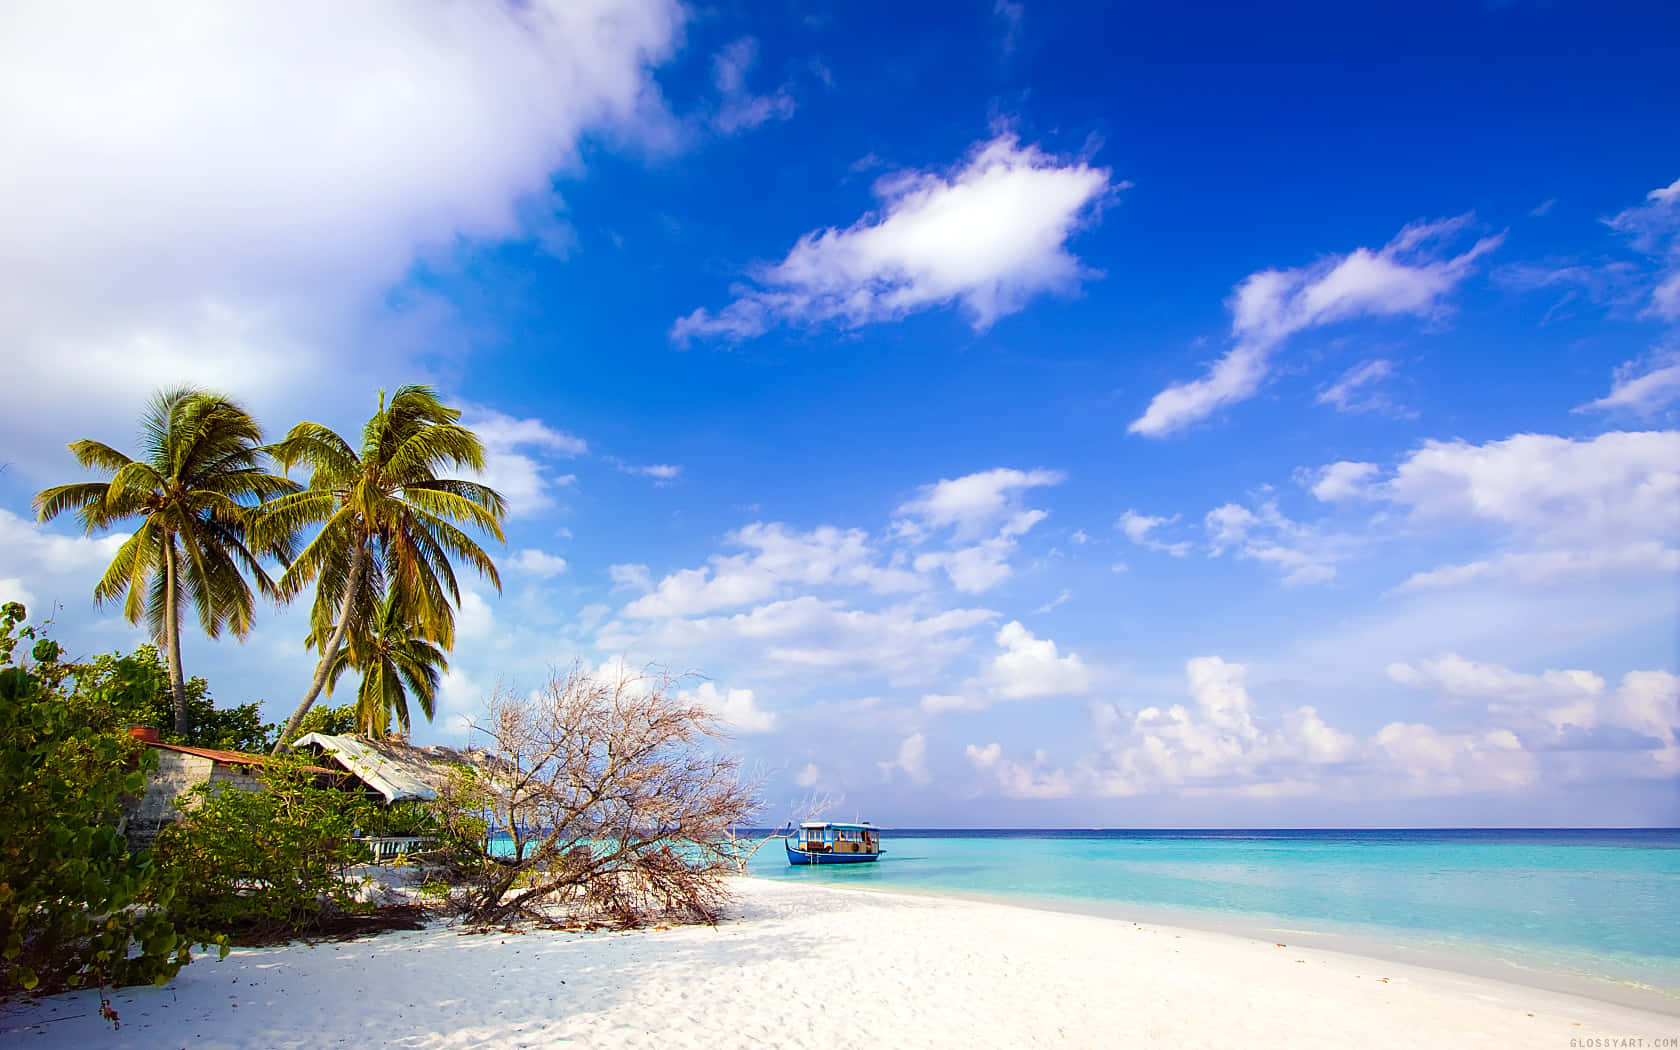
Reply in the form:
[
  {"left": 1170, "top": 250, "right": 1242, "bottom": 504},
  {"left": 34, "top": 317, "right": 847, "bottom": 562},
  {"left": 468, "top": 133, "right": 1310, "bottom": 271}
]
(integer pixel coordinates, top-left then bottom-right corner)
[{"left": 785, "top": 821, "right": 885, "bottom": 865}]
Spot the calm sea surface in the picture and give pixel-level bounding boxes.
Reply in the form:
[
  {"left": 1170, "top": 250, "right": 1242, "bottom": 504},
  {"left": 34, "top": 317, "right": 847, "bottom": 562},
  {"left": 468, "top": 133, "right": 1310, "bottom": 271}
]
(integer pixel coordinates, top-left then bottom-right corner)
[{"left": 743, "top": 828, "right": 1680, "bottom": 998}]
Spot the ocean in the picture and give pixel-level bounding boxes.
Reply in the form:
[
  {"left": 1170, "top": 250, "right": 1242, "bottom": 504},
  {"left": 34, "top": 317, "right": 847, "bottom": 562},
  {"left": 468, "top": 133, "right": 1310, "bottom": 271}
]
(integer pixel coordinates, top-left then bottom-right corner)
[{"left": 744, "top": 828, "right": 1680, "bottom": 1002}]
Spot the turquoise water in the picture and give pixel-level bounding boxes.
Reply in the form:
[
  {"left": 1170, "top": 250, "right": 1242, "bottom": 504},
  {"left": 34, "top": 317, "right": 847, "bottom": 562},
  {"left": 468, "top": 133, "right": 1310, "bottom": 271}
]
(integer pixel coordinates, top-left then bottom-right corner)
[{"left": 744, "top": 829, "right": 1680, "bottom": 998}]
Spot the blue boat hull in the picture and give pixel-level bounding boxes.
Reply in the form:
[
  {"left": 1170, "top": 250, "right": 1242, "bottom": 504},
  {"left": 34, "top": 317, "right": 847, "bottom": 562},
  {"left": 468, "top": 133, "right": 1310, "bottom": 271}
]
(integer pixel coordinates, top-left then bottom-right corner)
[{"left": 786, "top": 841, "right": 883, "bottom": 865}]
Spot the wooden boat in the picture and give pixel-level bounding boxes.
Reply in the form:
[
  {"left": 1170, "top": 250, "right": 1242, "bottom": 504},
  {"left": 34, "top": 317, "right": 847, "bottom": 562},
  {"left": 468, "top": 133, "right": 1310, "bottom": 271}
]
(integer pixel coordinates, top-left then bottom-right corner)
[{"left": 785, "top": 821, "right": 884, "bottom": 864}]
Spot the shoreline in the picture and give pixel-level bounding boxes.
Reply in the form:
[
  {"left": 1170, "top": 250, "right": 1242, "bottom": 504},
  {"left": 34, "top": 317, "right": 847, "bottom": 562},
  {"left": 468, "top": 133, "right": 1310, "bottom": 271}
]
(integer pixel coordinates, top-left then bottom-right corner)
[
  {"left": 750, "top": 873, "right": 1680, "bottom": 1016},
  {"left": 6, "top": 878, "right": 1678, "bottom": 1049}
]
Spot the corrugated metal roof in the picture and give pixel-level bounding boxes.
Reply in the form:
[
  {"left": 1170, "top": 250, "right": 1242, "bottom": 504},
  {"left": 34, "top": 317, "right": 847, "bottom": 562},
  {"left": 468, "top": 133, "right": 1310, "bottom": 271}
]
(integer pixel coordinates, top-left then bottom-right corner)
[
  {"left": 292, "top": 733, "right": 440, "bottom": 803},
  {"left": 146, "top": 740, "right": 337, "bottom": 776}
]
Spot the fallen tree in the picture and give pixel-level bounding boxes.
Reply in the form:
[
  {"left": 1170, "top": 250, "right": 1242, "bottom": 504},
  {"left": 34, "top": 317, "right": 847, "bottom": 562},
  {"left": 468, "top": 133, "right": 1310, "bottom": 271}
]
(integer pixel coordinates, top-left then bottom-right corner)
[{"left": 429, "top": 665, "right": 759, "bottom": 927}]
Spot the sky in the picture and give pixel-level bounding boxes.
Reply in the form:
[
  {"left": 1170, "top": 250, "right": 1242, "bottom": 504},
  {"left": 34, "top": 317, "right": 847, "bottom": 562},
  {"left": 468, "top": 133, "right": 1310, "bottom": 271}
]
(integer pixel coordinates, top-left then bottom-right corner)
[{"left": 1, "top": 0, "right": 1677, "bottom": 828}]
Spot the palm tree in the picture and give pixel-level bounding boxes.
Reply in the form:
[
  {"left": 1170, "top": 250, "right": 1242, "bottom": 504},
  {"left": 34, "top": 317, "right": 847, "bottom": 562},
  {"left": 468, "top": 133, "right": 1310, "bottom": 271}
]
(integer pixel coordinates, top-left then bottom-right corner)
[
  {"left": 262, "top": 385, "right": 505, "bottom": 751},
  {"left": 33, "top": 388, "right": 297, "bottom": 733},
  {"left": 315, "top": 590, "right": 448, "bottom": 738}
]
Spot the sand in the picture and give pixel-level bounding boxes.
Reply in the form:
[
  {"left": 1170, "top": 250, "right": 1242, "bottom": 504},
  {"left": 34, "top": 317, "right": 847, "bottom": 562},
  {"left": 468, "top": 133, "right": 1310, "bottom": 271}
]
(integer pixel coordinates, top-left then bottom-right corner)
[{"left": 4, "top": 877, "right": 1675, "bottom": 1049}]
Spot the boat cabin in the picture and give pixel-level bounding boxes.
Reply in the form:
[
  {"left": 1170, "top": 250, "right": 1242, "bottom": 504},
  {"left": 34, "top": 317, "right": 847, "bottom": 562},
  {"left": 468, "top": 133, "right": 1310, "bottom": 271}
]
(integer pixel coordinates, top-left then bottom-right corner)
[{"left": 795, "top": 821, "right": 880, "bottom": 855}]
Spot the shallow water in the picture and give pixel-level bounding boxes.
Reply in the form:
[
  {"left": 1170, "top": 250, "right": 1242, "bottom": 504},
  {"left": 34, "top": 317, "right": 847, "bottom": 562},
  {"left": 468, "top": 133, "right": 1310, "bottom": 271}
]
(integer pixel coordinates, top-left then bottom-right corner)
[{"left": 744, "top": 828, "right": 1680, "bottom": 998}]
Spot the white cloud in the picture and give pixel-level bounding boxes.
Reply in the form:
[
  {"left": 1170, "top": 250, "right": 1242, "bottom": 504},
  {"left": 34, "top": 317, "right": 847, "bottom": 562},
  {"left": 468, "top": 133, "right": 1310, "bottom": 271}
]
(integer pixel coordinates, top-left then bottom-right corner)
[
  {"left": 0, "top": 578, "right": 37, "bottom": 609},
  {"left": 1074, "top": 657, "right": 1355, "bottom": 798},
  {"left": 609, "top": 563, "right": 654, "bottom": 593},
  {"left": 508, "top": 549, "right": 569, "bottom": 577},
  {"left": 1387, "top": 654, "right": 1679, "bottom": 774},
  {"left": 466, "top": 409, "right": 587, "bottom": 518},
  {"left": 623, "top": 522, "right": 922, "bottom": 619},
  {"left": 685, "top": 680, "right": 777, "bottom": 733},
  {"left": 709, "top": 37, "right": 795, "bottom": 135},
  {"left": 1317, "top": 358, "right": 1408, "bottom": 416},
  {"left": 1384, "top": 431, "right": 1679, "bottom": 546},
  {"left": 1306, "top": 461, "right": 1379, "bottom": 502},
  {"left": 0, "top": 509, "right": 132, "bottom": 577},
  {"left": 1396, "top": 544, "right": 1680, "bottom": 591},
  {"left": 982, "top": 621, "right": 1092, "bottom": 700},
  {"left": 793, "top": 762, "right": 821, "bottom": 788},
  {"left": 671, "top": 134, "right": 1116, "bottom": 343},
  {"left": 1033, "top": 589, "right": 1072, "bottom": 615},
  {"left": 1130, "top": 216, "right": 1501, "bottom": 436},
  {"left": 1370, "top": 723, "right": 1538, "bottom": 795},
  {"left": 455, "top": 589, "right": 496, "bottom": 642},
  {"left": 1577, "top": 347, "right": 1680, "bottom": 416},
  {"left": 896, "top": 467, "right": 1065, "bottom": 540},
  {"left": 880, "top": 732, "right": 930, "bottom": 784},
  {"left": 922, "top": 692, "right": 988, "bottom": 715},
  {"left": 1204, "top": 501, "right": 1344, "bottom": 586},
  {"left": 599, "top": 595, "right": 994, "bottom": 687},
  {"left": 1116, "top": 509, "right": 1191, "bottom": 556},
  {"left": 0, "top": 0, "right": 683, "bottom": 474},
  {"left": 965, "top": 741, "right": 1075, "bottom": 799},
  {"left": 1603, "top": 177, "right": 1680, "bottom": 321}
]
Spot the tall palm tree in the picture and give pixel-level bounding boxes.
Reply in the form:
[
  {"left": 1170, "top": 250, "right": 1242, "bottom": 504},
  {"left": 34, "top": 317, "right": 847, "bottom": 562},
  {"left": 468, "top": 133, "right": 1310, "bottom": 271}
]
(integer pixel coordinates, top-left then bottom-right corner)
[
  {"left": 33, "top": 388, "right": 297, "bottom": 733},
  {"left": 262, "top": 385, "right": 505, "bottom": 751},
  {"left": 315, "top": 590, "right": 448, "bottom": 738}
]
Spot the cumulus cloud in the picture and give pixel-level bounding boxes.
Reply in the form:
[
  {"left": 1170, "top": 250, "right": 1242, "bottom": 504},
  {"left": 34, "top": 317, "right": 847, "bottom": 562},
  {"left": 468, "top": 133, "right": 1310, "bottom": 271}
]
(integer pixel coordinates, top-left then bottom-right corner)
[
  {"left": 599, "top": 595, "right": 994, "bottom": 688},
  {"left": 1130, "top": 217, "right": 1501, "bottom": 437},
  {"left": 1204, "top": 501, "right": 1345, "bottom": 586},
  {"left": 895, "top": 467, "right": 1063, "bottom": 593},
  {"left": 981, "top": 621, "right": 1092, "bottom": 700},
  {"left": 465, "top": 409, "right": 587, "bottom": 518},
  {"left": 1305, "top": 461, "right": 1379, "bottom": 503},
  {"left": 685, "top": 680, "right": 777, "bottom": 733},
  {"left": 1387, "top": 654, "right": 1679, "bottom": 773},
  {"left": 0, "top": 0, "right": 683, "bottom": 474},
  {"left": 880, "top": 732, "right": 930, "bottom": 784},
  {"left": 508, "top": 549, "right": 569, "bottom": 578},
  {"left": 1295, "top": 430, "right": 1680, "bottom": 590},
  {"left": 671, "top": 134, "right": 1116, "bottom": 343},
  {"left": 622, "top": 522, "right": 922, "bottom": 619}
]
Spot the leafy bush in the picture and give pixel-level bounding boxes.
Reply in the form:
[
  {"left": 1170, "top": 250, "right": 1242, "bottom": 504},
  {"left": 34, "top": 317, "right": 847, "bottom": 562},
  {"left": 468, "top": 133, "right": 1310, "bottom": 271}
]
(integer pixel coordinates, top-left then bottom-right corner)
[
  {"left": 154, "top": 758, "right": 376, "bottom": 938},
  {"left": 68, "top": 644, "right": 275, "bottom": 752},
  {"left": 281, "top": 701, "right": 358, "bottom": 745},
  {"left": 0, "top": 604, "right": 212, "bottom": 1007}
]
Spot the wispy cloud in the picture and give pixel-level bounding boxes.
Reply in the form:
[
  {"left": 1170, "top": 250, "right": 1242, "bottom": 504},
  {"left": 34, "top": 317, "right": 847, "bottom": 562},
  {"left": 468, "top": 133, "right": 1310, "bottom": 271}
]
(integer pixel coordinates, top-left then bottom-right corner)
[{"left": 1130, "top": 217, "right": 1501, "bottom": 437}]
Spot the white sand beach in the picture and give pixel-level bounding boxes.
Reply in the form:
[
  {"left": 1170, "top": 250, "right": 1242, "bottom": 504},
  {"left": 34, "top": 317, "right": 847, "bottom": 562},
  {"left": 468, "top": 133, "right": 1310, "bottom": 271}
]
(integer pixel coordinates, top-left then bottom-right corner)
[{"left": 5, "top": 878, "right": 1675, "bottom": 1049}]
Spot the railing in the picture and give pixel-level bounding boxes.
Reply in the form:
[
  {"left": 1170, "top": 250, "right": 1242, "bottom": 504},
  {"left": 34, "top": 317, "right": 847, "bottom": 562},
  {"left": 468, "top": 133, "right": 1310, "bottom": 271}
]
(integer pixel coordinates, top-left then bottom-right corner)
[{"left": 358, "top": 836, "right": 433, "bottom": 863}]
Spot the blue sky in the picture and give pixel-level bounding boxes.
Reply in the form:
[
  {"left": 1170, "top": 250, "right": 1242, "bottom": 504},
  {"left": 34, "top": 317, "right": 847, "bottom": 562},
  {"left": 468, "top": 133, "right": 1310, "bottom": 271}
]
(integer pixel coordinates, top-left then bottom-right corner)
[{"left": 1, "top": 0, "right": 1677, "bottom": 827}]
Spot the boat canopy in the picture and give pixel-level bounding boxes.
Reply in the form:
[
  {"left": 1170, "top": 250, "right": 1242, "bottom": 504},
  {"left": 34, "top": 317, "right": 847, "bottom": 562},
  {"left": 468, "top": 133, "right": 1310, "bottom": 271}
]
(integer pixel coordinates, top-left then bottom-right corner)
[{"left": 800, "top": 821, "right": 875, "bottom": 830}]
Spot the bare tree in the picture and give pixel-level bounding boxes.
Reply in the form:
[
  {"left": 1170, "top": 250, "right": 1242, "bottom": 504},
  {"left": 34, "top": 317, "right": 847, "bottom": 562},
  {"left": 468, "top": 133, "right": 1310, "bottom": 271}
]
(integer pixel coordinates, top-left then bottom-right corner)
[{"left": 430, "top": 665, "right": 760, "bottom": 927}]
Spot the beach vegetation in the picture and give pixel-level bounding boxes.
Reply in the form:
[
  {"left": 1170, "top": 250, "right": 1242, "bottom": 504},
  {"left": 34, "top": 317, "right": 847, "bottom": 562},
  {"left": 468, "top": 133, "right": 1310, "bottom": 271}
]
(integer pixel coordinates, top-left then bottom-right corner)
[
  {"left": 427, "top": 665, "right": 759, "bottom": 928},
  {"left": 152, "top": 757, "right": 378, "bottom": 939},
  {"left": 312, "top": 588, "right": 448, "bottom": 737},
  {"left": 32, "top": 388, "right": 298, "bottom": 736},
  {"left": 260, "top": 385, "right": 505, "bottom": 750},
  {"left": 0, "top": 603, "right": 212, "bottom": 1012}
]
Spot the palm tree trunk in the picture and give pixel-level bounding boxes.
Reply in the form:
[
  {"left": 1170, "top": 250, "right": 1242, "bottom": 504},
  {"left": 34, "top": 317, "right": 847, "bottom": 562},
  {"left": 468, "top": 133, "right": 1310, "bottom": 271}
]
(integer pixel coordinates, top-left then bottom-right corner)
[
  {"left": 163, "top": 541, "right": 189, "bottom": 736},
  {"left": 274, "top": 546, "right": 368, "bottom": 752}
]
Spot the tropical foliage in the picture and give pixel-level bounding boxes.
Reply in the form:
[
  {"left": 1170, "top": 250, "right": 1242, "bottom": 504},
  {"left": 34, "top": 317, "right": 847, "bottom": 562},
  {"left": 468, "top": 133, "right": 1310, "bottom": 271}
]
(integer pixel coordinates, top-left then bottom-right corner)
[
  {"left": 70, "top": 644, "right": 274, "bottom": 753},
  {"left": 153, "top": 759, "right": 376, "bottom": 939},
  {"left": 0, "top": 604, "right": 213, "bottom": 1006},
  {"left": 317, "top": 590, "right": 448, "bottom": 737},
  {"left": 262, "top": 385, "right": 504, "bottom": 749},
  {"left": 32, "top": 388, "right": 296, "bottom": 733}
]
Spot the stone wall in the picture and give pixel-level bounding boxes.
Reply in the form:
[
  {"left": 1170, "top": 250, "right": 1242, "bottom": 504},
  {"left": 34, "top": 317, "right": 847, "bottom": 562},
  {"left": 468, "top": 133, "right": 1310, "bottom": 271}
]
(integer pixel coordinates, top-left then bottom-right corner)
[{"left": 123, "top": 749, "right": 263, "bottom": 847}]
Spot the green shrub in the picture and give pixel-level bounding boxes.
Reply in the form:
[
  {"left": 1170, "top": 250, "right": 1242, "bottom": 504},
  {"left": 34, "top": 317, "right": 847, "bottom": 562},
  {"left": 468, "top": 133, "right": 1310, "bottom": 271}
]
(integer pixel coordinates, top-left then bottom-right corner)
[
  {"left": 68, "top": 645, "right": 275, "bottom": 752},
  {"left": 154, "top": 758, "right": 376, "bottom": 938},
  {"left": 0, "top": 604, "right": 214, "bottom": 1007}
]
